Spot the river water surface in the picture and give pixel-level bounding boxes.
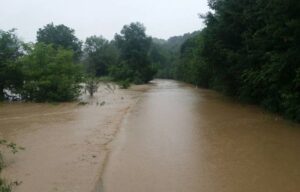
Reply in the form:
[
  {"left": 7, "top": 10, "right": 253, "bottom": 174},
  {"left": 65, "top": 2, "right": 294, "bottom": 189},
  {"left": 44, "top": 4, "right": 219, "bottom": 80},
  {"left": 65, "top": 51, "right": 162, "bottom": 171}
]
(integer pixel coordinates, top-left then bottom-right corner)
[{"left": 103, "top": 79, "right": 300, "bottom": 192}]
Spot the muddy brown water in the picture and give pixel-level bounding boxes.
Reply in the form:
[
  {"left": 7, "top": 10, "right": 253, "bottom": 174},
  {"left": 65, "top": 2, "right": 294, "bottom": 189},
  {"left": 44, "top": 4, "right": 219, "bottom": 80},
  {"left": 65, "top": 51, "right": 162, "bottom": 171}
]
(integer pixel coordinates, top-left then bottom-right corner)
[
  {"left": 103, "top": 79, "right": 300, "bottom": 192},
  {"left": 0, "top": 85, "right": 146, "bottom": 192}
]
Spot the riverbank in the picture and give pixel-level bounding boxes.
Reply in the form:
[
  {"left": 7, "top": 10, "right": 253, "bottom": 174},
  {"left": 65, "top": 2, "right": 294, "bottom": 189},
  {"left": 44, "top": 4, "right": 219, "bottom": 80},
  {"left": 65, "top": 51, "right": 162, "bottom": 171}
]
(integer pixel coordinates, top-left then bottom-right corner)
[{"left": 0, "top": 83, "right": 150, "bottom": 192}]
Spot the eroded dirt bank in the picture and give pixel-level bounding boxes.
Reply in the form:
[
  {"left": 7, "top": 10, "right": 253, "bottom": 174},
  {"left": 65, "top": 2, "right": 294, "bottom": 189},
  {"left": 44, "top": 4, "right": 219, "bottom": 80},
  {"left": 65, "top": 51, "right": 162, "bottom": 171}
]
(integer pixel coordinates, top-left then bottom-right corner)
[{"left": 0, "top": 83, "right": 150, "bottom": 192}]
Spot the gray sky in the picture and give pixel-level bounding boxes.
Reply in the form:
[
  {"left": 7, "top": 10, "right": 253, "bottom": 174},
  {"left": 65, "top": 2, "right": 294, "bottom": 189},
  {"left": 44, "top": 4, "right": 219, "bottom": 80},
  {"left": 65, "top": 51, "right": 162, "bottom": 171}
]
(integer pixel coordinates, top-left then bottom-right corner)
[{"left": 0, "top": 0, "right": 209, "bottom": 42}]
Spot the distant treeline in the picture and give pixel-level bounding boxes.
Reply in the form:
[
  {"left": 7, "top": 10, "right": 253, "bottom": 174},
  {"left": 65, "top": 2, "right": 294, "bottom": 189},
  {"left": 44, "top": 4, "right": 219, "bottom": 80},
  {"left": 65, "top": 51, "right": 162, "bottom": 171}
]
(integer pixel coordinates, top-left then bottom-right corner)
[{"left": 156, "top": 0, "right": 299, "bottom": 122}]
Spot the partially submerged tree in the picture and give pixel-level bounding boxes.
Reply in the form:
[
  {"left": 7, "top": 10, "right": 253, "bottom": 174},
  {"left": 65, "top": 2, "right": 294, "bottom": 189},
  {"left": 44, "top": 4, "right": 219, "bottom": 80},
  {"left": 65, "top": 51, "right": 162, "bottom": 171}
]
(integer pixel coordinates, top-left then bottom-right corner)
[
  {"left": 112, "top": 22, "right": 156, "bottom": 84},
  {"left": 0, "top": 29, "right": 23, "bottom": 101},
  {"left": 83, "top": 36, "right": 118, "bottom": 77},
  {"left": 85, "top": 77, "right": 99, "bottom": 97},
  {"left": 20, "top": 43, "right": 83, "bottom": 102}
]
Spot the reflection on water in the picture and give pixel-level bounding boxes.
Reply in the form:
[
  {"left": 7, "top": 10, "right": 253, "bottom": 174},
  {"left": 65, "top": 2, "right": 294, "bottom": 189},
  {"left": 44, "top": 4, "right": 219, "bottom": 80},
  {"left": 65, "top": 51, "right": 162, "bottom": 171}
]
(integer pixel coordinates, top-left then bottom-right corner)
[{"left": 103, "top": 79, "right": 300, "bottom": 192}]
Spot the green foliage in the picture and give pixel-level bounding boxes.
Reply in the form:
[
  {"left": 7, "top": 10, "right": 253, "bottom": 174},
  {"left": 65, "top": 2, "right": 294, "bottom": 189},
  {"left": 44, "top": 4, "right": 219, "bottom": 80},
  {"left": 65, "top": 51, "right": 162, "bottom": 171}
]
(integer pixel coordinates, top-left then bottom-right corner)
[
  {"left": 113, "top": 22, "right": 156, "bottom": 84},
  {"left": 83, "top": 36, "right": 118, "bottom": 76},
  {"left": 175, "top": 32, "right": 212, "bottom": 88},
  {"left": 0, "top": 29, "right": 23, "bottom": 100},
  {"left": 0, "top": 179, "right": 11, "bottom": 192},
  {"left": 0, "top": 139, "right": 24, "bottom": 192},
  {"left": 109, "top": 62, "right": 134, "bottom": 82},
  {"left": 85, "top": 77, "right": 99, "bottom": 97},
  {"left": 0, "top": 28, "right": 83, "bottom": 102},
  {"left": 37, "top": 23, "right": 82, "bottom": 61},
  {"left": 174, "top": 0, "right": 300, "bottom": 122},
  {"left": 97, "top": 76, "right": 114, "bottom": 82},
  {"left": 152, "top": 32, "right": 200, "bottom": 79},
  {"left": 117, "top": 79, "right": 131, "bottom": 89},
  {"left": 149, "top": 42, "right": 173, "bottom": 78},
  {"left": 0, "top": 140, "right": 24, "bottom": 171},
  {"left": 19, "top": 43, "right": 83, "bottom": 102}
]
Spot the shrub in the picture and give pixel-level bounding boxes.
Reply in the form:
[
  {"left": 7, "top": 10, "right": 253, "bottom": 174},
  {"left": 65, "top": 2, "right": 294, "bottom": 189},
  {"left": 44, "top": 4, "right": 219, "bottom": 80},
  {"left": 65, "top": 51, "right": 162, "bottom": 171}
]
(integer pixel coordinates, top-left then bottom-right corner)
[
  {"left": 117, "top": 79, "right": 131, "bottom": 89},
  {"left": 19, "top": 43, "right": 83, "bottom": 102}
]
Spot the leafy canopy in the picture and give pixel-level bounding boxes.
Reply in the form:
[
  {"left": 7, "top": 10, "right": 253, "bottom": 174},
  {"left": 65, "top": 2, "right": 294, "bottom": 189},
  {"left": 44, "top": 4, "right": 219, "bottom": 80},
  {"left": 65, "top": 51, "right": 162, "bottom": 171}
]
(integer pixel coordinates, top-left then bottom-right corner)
[
  {"left": 0, "top": 29, "right": 23, "bottom": 100},
  {"left": 37, "top": 23, "right": 82, "bottom": 60},
  {"left": 112, "top": 22, "right": 156, "bottom": 83},
  {"left": 20, "top": 43, "right": 83, "bottom": 102}
]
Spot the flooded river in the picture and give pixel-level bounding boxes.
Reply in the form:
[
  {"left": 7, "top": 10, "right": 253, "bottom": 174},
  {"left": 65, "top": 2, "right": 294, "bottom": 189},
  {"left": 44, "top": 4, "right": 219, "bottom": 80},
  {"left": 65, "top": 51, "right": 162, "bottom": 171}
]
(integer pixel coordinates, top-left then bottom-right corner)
[
  {"left": 0, "top": 84, "right": 147, "bottom": 192},
  {"left": 103, "top": 79, "right": 300, "bottom": 192}
]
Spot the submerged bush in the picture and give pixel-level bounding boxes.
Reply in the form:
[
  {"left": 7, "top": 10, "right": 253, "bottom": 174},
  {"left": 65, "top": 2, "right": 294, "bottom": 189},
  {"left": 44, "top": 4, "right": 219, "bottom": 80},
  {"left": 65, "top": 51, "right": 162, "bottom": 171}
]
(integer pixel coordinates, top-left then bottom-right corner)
[
  {"left": 19, "top": 43, "right": 83, "bottom": 102},
  {"left": 0, "top": 140, "right": 24, "bottom": 192},
  {"left": 117, "top": 79, "right": 131, "bottom": 89},
  {"left": 0, "top": 179, "right": 12, "bottom": 192},
  {"left": 85, "top": 77, "right": 99, "bottom": 97}
]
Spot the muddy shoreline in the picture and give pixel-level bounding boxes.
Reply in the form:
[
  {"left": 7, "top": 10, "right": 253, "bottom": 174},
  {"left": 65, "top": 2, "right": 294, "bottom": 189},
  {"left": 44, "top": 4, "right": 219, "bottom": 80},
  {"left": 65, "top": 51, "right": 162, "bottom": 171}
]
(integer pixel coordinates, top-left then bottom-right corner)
[{"left": 0, "top": 83, "right": 150, "bottom": 192}]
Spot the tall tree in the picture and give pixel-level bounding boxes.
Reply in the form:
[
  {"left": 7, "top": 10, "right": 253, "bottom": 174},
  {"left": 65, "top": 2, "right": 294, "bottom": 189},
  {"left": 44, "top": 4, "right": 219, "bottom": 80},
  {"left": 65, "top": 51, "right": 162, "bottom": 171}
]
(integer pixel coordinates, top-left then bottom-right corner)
[
  {"left": 176, "top": 32, "right": 211, "bottom": 87},
  {"left": 0, "top": 29, "right": 23, "bottom": 100},
  {"left": 20, "top": 43, "right": 83, "bottom": 102},
  {"left": 37, "top": 23, "right": 82, "bottom": 60},
  {"left": 113, "top": 22, "right": 156, "bottom": 83},
  {"left": 83, "top": 36, "right": 118, "bottom": 76}
]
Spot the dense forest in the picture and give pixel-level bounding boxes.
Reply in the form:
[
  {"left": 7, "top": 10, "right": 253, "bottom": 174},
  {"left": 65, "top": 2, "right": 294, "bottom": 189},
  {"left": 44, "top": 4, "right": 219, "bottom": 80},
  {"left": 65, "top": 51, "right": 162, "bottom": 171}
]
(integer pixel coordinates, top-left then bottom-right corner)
[
  {"left": 171, "top": 0, "right": 300, "bottom": 122},
  {"left": 0, "top": 0, "right": 299, "bottom": 121}
]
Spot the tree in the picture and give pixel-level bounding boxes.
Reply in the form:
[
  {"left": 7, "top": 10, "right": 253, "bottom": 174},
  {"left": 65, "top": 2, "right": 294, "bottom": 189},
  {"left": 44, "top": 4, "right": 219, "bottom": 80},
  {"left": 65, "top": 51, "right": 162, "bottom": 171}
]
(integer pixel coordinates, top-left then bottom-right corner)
[
  {"left": 204, "top": 0, "right": 300, "bottom": 120},
  {"left": 151, "top": 32, "right": 200, "bottom": 79},
  {"left": 20, "top": 43, "right": 83, "bottom": 102},
  {"left": 173, "top": 0, "right": 300, "bottom": 121},
  {"left": 83, "top": 36, "right": 118, "bottom": 76},
  {"left": 85, "top": 77, "right": 99, "bottom": 97},
  {"left": 37, "top": 23, "right": 82, "bottom": 61},
  {"left": 176, "top": 32, "right": 211, "bottom": 87},
  {"left": 0, "top": 29, "right": 23, "bottom": 100},
  {"left": 113, "top": 22, "right": 156, "bottom": 83}
]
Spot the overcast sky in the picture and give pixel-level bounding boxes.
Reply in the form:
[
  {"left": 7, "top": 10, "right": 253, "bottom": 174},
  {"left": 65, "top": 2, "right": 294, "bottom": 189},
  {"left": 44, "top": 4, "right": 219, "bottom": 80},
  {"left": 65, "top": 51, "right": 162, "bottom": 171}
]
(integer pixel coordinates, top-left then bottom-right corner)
[{"left": 0, "top": 0, "right": 210, "bottom": 42}]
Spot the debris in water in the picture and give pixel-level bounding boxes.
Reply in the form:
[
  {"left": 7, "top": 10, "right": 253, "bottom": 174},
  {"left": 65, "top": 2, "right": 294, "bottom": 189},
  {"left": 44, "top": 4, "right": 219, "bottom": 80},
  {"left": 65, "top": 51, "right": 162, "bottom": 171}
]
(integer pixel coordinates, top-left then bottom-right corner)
[
  {"left": 78, "top": 101, "right": 89, "bottom": 105},
  {"left": 100, "top": 101, "right": 106, "bottom": 106}
]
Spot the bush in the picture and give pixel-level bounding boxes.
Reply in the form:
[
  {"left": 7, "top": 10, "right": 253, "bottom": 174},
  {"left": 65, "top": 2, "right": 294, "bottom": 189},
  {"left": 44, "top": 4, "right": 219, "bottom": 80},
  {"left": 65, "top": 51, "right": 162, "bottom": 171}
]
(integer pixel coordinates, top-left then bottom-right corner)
[
  {"left": 85, "top": 77, "right": 99, "bottom": 97},
  {"left": 19, "top": 43, "right": 83, "bottom": 102},
  {"left": 0, "top": 140, "right": 24, "bottom": 192},
  {"left": 117, "top": 79, "right": 131, "bottom": 89},
  {"left": 0, "top": 179, "right": 11, "bottom": 192}
]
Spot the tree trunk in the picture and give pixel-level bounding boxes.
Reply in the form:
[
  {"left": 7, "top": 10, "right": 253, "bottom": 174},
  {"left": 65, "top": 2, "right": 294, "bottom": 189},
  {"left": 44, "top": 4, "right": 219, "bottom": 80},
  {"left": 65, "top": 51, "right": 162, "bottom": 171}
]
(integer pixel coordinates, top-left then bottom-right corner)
[{"left": 0, "top": 84, "right": 4, "bottom": 101}]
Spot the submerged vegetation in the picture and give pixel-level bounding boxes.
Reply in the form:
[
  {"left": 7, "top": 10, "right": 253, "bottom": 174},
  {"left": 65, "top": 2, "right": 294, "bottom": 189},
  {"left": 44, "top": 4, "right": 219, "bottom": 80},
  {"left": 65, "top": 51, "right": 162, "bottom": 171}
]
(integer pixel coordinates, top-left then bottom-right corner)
[
  {"left": 0, "top": 22, "right": 156, "bottom": 102},
  {"left": 0, "top": 140, "right": 24, "bottom": 192}
]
